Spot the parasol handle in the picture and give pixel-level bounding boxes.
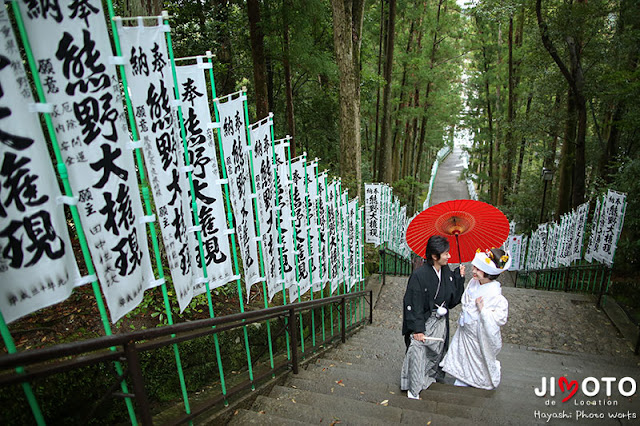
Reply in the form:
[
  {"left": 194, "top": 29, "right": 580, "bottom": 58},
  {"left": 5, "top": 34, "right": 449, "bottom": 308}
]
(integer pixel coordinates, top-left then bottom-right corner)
[{"left": 454, "top": 233, "right": 462, "bottom": 267}]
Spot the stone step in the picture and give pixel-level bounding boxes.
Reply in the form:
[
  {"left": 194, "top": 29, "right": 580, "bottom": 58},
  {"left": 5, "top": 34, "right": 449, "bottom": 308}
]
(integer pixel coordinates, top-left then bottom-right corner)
[
  {"left": 227, "top": 408, "right": 308, "bottom": 425},
  {"left": 251, "top": 394, "right": 390, "bottom": 425},
  {"left": 300, "top": 358, "right": 524, "bottom": 396},
  {"left": 295, "top": 364, "right": 557, "bottom": 408},
  {"left": 285, "top": 376, "right": 477, "bottom": 425},
  {"left": 278, "top": 377, "right": 555, "bottom": 425},
  {"left": 266, "top": 385, "right": 404, "bottom": 424}
]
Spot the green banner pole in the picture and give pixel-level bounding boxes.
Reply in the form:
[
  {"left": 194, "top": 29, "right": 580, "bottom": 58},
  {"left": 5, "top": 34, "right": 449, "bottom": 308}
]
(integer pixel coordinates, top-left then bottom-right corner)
[
  {"left": 270, "top": 136, "right": 291, "bottom": 359},
  {"left": 204, "top": 53, "right": 248, "bottom": 397},
  {"left": 335, "top": 181, "right": 346, "bottom": 333},
  {"left": 243, "top": 112, "right": 276, "bottom": 375},
  {"left": 303, "top": 156, "right": 317, "bottom": 348},
  {"left": 316, "top": 170, "right": 327, "bottom": 342},
  {"left": 209, "top": 89, "right": 256, "bottom": 389},
  {"left": 360, "top": 206, "right": 366, "bottom": 322},
  {"left": 287, "top": 152, "right": 305, "bottom": 354},
  {"left": 328, "top": 178, "right": 336, "bottom": 337}
]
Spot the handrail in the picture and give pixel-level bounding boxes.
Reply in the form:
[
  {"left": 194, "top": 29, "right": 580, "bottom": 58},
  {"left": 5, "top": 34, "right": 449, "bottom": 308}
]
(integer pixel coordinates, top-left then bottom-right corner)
[
  {"left": 0, "top": 289, "right": 373, "bottom": 425},
  {"left": 0, "top": 290, "right": 370, "bottom": 372}
]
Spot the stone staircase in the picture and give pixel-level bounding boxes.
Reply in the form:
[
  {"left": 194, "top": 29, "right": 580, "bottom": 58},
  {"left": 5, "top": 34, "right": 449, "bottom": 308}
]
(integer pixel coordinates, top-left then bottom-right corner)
[{"left": 229, "top": 322, "right": 640, "bottom": 425}]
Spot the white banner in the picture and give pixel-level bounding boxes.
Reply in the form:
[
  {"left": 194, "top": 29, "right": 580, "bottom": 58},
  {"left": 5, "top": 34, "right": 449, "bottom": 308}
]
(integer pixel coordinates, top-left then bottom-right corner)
[
  {"left": 326, "top": 181, "right": 340, "bottom": 294},
  {"left": 0, "top": 9, "right": 81, "bottom": 324},
  {"left": 585, "top": 197, "right": 603, "bottom": 263},
  {"left": 364, "top": 184, "right": 381, "bottom": 246},
  {"left": 596, "top": 190, "right": 626, "bottom": 267},
  {"left": 288, "top": 157, "right": 310, "bottom": 302},
  {"left": 572, "top": 202, "right": 589, "bottom": 263},
  {"left": 19, "top": 0, "right": 154, "bottom": 322},
  {"left": 175, "top": 62, "right": 234, "bottom": 294},
  {"left": 316, "top": 173, "right": 329, "bottom": 289},
  {"left": 249, "top": 117, "right": 280, "bottom": 301},
  {"left": 357, "top": 206, "right": 364, "bottom": 286},
  {"left": 557, "top": 214, "right": 572, "bottom": 267},
  {"left": 520, "top": 236, "right": 528, "bottom": 271},
  {"left": 274, "top": 140, "right": 296, "bottom": 297},
  {"left": 506, "top": 235, "right": 523, "bottom": 271},
  {"left": 119, "top": 24, "right": 196, "bottom": 312},
  {"left": 348, "top": 199, "right": 358, "bottom": 290},
  {"left": 307, "top": 163, "right": 322, "bottom": 292},
  {"left": 215, "top": 93, "right": 261, "bottom": 298}
]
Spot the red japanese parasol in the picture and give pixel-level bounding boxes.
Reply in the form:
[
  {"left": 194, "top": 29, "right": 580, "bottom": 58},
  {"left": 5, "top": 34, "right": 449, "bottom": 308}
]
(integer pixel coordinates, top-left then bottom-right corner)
[{"left": 406, "top": 199, "right": 509, "bottom": 264}]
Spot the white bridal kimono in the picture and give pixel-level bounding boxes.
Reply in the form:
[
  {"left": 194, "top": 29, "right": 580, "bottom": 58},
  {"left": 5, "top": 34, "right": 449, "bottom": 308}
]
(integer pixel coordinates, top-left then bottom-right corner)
[{"left": 441, "top": 279, "right": 508, "bottom": 390}]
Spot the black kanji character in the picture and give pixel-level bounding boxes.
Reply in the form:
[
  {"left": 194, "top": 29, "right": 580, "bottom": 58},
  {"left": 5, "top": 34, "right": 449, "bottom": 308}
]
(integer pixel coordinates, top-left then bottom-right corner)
[
  {"left": 90, "top": 143, "right": 128, "bottom": 188},
  {"left": 180, "top": 78, "right": 203, "bottom": 106},
  {"left": 166, "top": 168, "right": 182, "bottom": 206},
  {"left": 38, "top": 58, "right": 54, "bottom": 75},
  {"left": 55, "top": 30, "right": 105, "bottom": 81},
  {"left": 25, "top": 0, "right": 62, "bottom": 23},
  {"left": 0, "top": 219, "right": 23, "bottom": 267},
  {"left": 0, "top": 152, "right": 48, "bottom": 215},
  {"left": 193, "top": 179, "right": 215, "bottom": 204},
  {"left": 68, "top": 0, "right": 100, "bottom": 28},
  {"left": 203, "top": 235, "right": 226, "bottom": 265},
  {"left": 42, "top": 75, "right": 59, "bottom": 94},
  {"left": 115, "top": 183, "right": 134, "bottom": 230},
  {"left": 112, "top": 228, "right": 143, "bottom": 276},
  {"left": 155, "top": 131, "right": 175, "bottom": 170},
  {"left": 23, "top": 210, "right": 65, "bottom": 266},
  {"left": 130, "top": 46, "right": 149, "bottom": 76},
  {"left": 150, "top": 42, "right": 167, "bottom": 76}
]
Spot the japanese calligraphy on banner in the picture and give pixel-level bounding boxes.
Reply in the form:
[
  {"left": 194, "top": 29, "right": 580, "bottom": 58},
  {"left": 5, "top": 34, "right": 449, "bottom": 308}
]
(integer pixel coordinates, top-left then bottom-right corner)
[
  {"left": 215, "top": 93, "right": 261, "bottom": 297},
  {"left": 18, "top": 0, "right": 154, "bottom": 322},
  {"left": 571, "top": 202, "right": 589, "bottom": 263},
  {"left": 316, "top": 173, "right": 329, "bottom": 289},
  {"left": 0, "top": 8, "right": 80, "bottom": 324},
  {"left": 348, "top": 199, "right": 358, "bottom": 290},
  {"left": 289, "top": 157, "right": 310, "bottom": 301},
  {"left": 358, "top": 206, "right": 364, "bottom": 285},
  {"left": 306, "top": 163, "right": 322, "bottom": 292},
  {"left": 595, "top": 190, "right": 626, "bottom": 267},
  {"left": 175, "top": 63, "right": 233, "bottom": 294},
  {"left": 249, "top": 118, "right": 280, "bottom": 301},
  {"left": 326, "top": 181, "right": 340, "bottom": 294},
  {"left": 364, "top": 184, "right": 381, "bottom": 246},
  {"left": 584, "top": 197, "right": 603, "bottom": 263},
  {"left": 505, "top": 236, "right": 523, "bottom": 271},
  {"left": 119, "top": 24, "right": 195, "bottom": 312},
  {"left": 338, "top": 189, "right": 349, "bottom": 288},
  {"left": 556, "top": 213, "right": 573, "bottom": 267},
  {"left": 520, "top": 236, "right": 528, "bottom": 270},
  {"left": 273, "top": 140, "right": 296, "bottom": 294}
]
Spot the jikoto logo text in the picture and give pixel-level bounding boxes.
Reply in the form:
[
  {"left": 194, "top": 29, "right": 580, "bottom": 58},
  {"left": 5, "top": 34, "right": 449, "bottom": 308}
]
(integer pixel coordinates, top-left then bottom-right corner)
[{"left": 535, "top": 377, "right": 636, "bottom": 403}]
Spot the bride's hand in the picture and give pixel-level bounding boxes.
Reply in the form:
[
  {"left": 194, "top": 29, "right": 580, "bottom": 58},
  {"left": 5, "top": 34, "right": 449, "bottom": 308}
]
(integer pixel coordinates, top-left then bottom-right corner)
[{"left": 475, "top": 296, "right": 484, "bottom": 311}]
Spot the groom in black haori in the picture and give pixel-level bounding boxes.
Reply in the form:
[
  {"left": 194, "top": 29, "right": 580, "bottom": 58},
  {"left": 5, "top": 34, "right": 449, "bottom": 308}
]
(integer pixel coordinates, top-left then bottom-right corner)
[{"left": 401, "top": 235, "right": 465, "bottom": 399}]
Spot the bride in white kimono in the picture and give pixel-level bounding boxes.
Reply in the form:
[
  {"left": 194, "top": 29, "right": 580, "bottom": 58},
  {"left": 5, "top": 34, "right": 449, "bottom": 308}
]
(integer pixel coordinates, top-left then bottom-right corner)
[{"left": 441, "top": 248, "right": 511, "bottom": 390}]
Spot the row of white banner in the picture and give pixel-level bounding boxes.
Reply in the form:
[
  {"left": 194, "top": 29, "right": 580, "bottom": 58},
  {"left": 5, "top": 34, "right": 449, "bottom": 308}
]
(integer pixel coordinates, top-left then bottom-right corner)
[
  {"left": 504, "top": 190, "right": 627, "bottom": 271},
  {"left": 0, "top": 3, "right": 363, "bottom": 324},
  {"left": 363, "top": 183, "right": 411, "bottom": 259}
]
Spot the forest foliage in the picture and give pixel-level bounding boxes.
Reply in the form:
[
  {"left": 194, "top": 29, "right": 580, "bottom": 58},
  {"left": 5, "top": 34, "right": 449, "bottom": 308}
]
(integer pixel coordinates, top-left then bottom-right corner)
[{"left": 150, "top": 0, "right": 637, "bottom": 274}]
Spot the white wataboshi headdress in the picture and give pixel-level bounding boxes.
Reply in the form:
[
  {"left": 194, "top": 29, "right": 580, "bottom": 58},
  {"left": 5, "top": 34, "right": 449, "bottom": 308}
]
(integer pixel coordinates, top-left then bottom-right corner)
[{"left": 472, "top": 249, "right": 512, "bottom": 275}]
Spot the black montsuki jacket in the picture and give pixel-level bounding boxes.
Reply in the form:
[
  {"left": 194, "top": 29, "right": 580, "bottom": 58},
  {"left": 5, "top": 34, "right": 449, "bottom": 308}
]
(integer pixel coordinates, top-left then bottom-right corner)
[{"left": 401, "top": 263, "right": 465, "bottom": 339}]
